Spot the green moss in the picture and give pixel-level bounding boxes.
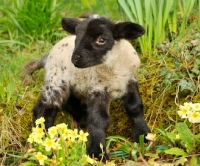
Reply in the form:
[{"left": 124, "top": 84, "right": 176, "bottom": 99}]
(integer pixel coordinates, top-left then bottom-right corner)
[
  {"left": 54, "top": 111, "right": 72, "bottom": 127},
  {"left": 107, "top": 100, "right": 132, "bottom": 138}
]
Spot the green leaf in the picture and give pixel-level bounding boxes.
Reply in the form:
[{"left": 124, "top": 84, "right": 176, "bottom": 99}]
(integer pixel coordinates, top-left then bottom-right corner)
[
  {"left": 176, "top": 122, "right": 194, "bottom": 152},
  {"left": 0, "top": 84, "right": 6, "bottom": 99},
  {"left": 156, "top": 128, "right": 175, "bottom": 145},
  {"left": 178, "top": 79, "right": 195, "bottom": 92},
  {"left": 56, "top": 139, "right": 66, "bottom": 164},
  {"left": 77, "top": 157, "right": 88, "bottom": 165},
  {"left": 109, "top": 150, "right": 129, "bottom": 158},
  {"left": 117, "top": 146, "right": 131, "bottom": 154},
  {"left": 21, "top": 161, "right": 37, "bottom": 166},
  {"left": 144, "top": 152, "right": 159, "bottom": 158},
  {"left": 191, "top": 67, "right": 200, "bottom": 75},
  {"left": 195, "top": 133, "right": 200, "bottom": 139},
  {"left": 6, "top": 81, "right": 16, "bottom": 101},
  {"left": 189, "top": 156, "right": 198, "bottom": 166},
  {"left": 174, "top": 157, "right": 188, "bottom": 166},
  {"left": 139, "top": 135, "right": 144, "bottom": 156},
  {"left": 106, "top": 135, "right": 137, "bottom": 151},
  {"left": 156, "top": 145, "right": 169, "bottom": 153},
  {"left": 164, "top": 147, "right": 187, "bottom": 156},
  {"left": 117, "top": 0, "right": 134, "bottom": 22},
  {"left": 166, "top": 132, "right": 176, "bottom": 140}
]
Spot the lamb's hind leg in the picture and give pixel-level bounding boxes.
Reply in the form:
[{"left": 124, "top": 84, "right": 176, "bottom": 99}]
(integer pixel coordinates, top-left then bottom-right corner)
[
  {"left": 32, "top": 79, "right": 69, "bottom": 129},
  {"left": 62, "top": 95, "right": 88, "bottom": 128},
  {"left": 122, "top": 80, "right": 151, "bottom": 142}
]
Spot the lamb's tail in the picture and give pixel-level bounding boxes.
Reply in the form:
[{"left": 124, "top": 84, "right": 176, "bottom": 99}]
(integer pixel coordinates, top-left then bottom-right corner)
[{"left": 22, "top": 53, "right": 49, "bottom": 86}]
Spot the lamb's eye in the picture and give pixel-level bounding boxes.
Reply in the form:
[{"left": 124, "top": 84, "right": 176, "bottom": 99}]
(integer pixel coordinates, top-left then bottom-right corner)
[{"left": 96, "top": 37, "right": 106, "bottom": 46}]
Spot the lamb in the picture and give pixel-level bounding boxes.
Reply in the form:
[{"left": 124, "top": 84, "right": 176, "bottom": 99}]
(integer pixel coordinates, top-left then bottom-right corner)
[{"left": 27, "top": 15, "right": 151, "bottom": 160}]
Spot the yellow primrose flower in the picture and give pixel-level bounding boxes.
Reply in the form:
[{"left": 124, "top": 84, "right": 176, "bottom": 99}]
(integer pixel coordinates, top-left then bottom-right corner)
[
  {"left": 190, "top": 103, "right": 200, "bottom": 111},
  {"left": 67, "top": 140, "right": 72, "bottom": 147},
  {"left": 62, "top": 130, "right": 71, "bottom": 140},
  {"left": 51, "top": 159, "right": 57, "bottom": 164},
  {"left": 178, "top": 104, "right": 191, "bottom": 118},
  {"left": 32, "top": 127, "right": 37, "bottom": 133},
  {"left": 56, "top": 123, "right": 68, "bottom": 130},
  {"left": 106, "top": 162, "right": 116, "bottom": 166},
  {"left": 35, "top": 117, "right": 45, "bottom": 125},
  {"left": 35, "top": 128, "right": 45, "bottom": 137},
  {"left": 183, "top": 102, "right": 192, "bottom": 107},
  {"left": 48, "top": 126, "right": 58, "bottom": 138},
  {"left": 70, "top": 129, "right": 78, "bottom": 141},
  {"left": 35, "top": 152, "right": 48, "bottom": 165},
  {"left": 79, "top": 130, "right": 89, "bottom": 142},
  {"left": 27, "top": 133, "right": 34, "bottom": 144},
  {"left": 187, "top": 111, "right": 200, "bottom": 123},
  {"left": 43, "top": 138, "right": 55, "bottom": 151},
  {"left": 85, "top": 155, "right": 94, "bottom": 164},
  {"left": 175, "top": 134, "right": 180, "bottom": 140},
  {"left": 62, "top": 127, "right": 69, "bottom": 135},
  {"left": 33, "top": 134, "right": 43, "bottom": 144},
  {"left": 54, "top": 140, "right": 62, "bottom": 150},
  {"left": 56, "top": 123, "right": 68, "bottom": 137},
  {"left": 145, "top": 133, "right": 156, "bottom": 141},
  {"left": 27, "top": 148, "right": 36, "bottom": 153}
]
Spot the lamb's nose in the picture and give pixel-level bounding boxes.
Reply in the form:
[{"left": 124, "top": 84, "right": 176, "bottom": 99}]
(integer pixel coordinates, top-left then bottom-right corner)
[{"left": 72, "top": 55, "right": 80, "bottom": 62}]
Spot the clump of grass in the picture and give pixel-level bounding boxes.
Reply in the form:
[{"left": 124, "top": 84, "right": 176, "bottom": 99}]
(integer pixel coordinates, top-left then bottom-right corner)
[
  {"left": 1, "top": 0, "right": 63, "bottom": 41},
  {"left": 118, "top": 0, "right": 199, "bottom": 55},
  {"left": 0, "top": 111, "right": 25, "bottom": 165}
]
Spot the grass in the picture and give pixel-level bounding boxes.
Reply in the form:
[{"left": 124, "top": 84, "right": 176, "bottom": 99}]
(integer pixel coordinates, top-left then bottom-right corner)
[
  {"left": 118, "top": 0, "right": 200, "bottom": 55},
  {"left": 0, "top": 0, "right": 200, "bottom": 165}
]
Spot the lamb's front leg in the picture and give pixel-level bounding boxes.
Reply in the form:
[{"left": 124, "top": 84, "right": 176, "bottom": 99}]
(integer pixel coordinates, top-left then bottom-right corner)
[
  {"left": 32, "top": 79, "right": 69, "bottom": 130},
  {"left": 32, "top": 94, "right": 58, "bottom": 129},
  {"left": 123, "top": 80, "right": 151, "bottom": 142},
  {"left": 87, "top": 91, "right": 110, "bottom": 161}
]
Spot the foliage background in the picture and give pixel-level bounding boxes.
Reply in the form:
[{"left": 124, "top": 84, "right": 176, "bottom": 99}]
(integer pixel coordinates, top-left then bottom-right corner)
[{"left": 0, "top": 0, "right": 200, "bottom": 165}]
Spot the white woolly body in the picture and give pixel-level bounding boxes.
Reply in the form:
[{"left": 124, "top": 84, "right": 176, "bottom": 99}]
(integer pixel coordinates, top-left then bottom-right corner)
[{"left": 44, "top": 35, "right": 140, "bottom": 105}]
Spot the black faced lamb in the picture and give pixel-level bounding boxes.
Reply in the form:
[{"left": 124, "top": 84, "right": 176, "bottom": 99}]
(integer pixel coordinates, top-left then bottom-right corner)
[{"left": 28, "top": 15, "right": 151, "bottom": 160}]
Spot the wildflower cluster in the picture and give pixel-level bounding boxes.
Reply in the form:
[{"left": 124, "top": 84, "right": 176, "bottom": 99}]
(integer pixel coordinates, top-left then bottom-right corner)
[
  {"left": 24, "top": 117, "right": 95, "bottom": 166},
  {"left": 178, "top": 102, "right": 200, "bottom": 123}
]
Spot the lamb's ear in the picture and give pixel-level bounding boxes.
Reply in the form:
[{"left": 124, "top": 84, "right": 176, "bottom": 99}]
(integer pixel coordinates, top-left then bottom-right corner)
[
  {"left": 113, "top": 22, "right": 145, "bottom": 40},
  {"left": 61, "top": 18, "right": 81, "bottom": 34}
]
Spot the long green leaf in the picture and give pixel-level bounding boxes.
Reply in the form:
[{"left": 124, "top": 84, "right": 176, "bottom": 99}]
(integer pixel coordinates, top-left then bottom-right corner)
[
  {"left": 132, "top": 0, "right": 143, "bottom": 25},
  {"left": 118, "top": 0, "right": 134, "bottom": 22},
  {"left": 176, "top": 122, "right": 194, "bottom": 152}
]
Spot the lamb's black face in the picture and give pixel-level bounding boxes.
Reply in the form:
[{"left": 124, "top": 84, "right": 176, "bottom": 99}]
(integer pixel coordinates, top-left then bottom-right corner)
[
  {"left": 61, "top": 16, "right": 145, "bottom": 68},
  {"left": 72, "top": 18, "right": 115, "bottom": 68}
]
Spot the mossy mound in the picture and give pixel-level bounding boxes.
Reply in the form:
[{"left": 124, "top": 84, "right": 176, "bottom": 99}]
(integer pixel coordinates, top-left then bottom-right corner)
[{"left": 107, "top": 100, "right": 132, "bottom": 138}]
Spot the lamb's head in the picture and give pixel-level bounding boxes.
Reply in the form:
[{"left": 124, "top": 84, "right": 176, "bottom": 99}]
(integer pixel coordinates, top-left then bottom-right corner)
[{"left": 61, "top": 15, "right": 145, "bottom": 68}]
